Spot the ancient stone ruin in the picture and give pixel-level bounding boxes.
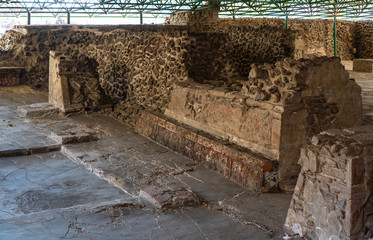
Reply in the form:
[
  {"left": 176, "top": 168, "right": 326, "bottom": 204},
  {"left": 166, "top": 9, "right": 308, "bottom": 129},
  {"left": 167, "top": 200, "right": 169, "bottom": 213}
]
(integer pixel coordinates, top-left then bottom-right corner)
[
  {"left": 0, "top": 9, "right": 372, "bottom": 240},
  {"left": 285, "top": 126, "right": 373, "bottom": 239}
]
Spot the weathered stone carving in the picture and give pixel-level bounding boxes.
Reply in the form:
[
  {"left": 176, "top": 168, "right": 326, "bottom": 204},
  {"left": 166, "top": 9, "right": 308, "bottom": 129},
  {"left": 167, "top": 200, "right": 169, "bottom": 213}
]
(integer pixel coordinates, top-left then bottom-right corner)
[{"left": 49, "top": 50, "right": 110, "bottom": 112}]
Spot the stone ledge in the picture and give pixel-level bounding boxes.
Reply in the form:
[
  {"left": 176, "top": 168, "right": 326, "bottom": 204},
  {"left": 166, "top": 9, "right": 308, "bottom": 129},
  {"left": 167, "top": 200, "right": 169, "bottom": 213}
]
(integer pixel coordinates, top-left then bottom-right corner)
[
  {"left": 135, "top": 110, "right": 277, "bottom": 192},
  {"left": 17, "top": 103, "right": 59, "bottom": 118},
  {"left": 0, "top": 144, "right": 61, "bottom": 158}
]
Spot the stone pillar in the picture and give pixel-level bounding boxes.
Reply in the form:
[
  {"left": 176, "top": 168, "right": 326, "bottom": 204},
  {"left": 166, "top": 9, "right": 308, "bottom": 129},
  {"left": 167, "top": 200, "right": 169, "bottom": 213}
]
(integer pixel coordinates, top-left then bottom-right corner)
[
  {"left": 48, "top": 51, "right": 75, "bottom": 112},
  {"left": 284, "top": 126, "right": 373, "bottom": 239}
]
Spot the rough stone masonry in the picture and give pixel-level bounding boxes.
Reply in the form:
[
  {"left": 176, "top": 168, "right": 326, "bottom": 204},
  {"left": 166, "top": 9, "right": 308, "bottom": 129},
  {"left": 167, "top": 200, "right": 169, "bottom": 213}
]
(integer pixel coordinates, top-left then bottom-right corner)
[{"left": 284, "top": 126, "right": 373, "bottom": 239}]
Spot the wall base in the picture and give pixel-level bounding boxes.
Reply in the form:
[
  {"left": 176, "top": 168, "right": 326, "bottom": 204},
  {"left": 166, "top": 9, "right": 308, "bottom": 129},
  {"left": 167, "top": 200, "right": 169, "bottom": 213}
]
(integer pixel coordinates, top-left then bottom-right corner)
[{"left": 135, "top": 111, "right": 277, "bottom": 192}]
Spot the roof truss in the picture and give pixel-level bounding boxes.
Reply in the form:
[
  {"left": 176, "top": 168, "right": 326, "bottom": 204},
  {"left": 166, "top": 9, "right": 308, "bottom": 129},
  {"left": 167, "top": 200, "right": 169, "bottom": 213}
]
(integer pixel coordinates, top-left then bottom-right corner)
[{"left": 0, "top": 0, "right": 372, "bottom": 19}]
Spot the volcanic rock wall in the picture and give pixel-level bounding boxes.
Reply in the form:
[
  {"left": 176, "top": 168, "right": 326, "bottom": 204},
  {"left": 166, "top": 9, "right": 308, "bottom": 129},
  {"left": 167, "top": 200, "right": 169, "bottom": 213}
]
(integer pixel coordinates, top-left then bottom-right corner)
[
  {"left": 284, "top": 126, "right": 373, "bottom": 240},
  {"left": 167, "top": 15, "right": 365, "bottom": 60},
  {"left": 0, "top": 68, "right": 24, "bottom": 86},
  {"left": 185, "top": 26, "right": 294, "bottom": 83},
  {"left": 0, "top": 24, "right": 295, "bottom": 123},
  {"left": 355, "top": 21, "right": 373, "bottom": 59},
  {"left": 0, "top": 25, "right": 191, "bottom": 123}
]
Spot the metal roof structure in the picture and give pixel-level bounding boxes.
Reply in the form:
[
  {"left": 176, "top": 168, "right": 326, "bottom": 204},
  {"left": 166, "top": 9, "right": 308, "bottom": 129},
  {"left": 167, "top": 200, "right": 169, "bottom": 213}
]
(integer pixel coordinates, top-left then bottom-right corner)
[{"left": 0, "top": 0, "right": 372, "bottom": 20}]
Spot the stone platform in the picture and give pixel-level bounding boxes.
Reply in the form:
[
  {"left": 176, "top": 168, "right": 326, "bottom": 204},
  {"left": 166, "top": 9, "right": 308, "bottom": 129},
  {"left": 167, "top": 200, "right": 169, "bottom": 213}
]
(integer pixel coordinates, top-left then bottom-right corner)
[
  {"left": 135, "top": 111, "right": 276, "bottom": 192},
  {"left": 162, "top": 58, "right": 362, "bottom": 186},
  {"left": 0, "top": 86, "right": 293, "bottom": 239}
]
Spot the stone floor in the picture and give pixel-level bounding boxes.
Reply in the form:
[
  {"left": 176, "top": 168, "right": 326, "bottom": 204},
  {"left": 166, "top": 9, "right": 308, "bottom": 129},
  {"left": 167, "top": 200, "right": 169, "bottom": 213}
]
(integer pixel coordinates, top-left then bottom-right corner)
[
  {"left": 0, "top": 61, "right": 371, "bottom": 240},
  {"left": 0, "top": 86, "right": 291, "bottom": 240}
]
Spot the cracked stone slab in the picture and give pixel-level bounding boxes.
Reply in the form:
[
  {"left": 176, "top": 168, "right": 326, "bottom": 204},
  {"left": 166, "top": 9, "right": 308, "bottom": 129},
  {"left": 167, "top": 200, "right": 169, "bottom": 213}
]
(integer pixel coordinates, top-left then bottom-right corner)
[
  {"left": 17, "top": 103, "right": 59, "bottom": 118},
  {"left": 0, "top": 120, "right": 61, "bottom": 157},
  {"left": 0, "top": 129, "right": 61, "bottom": 157},
  {"left": 0, "top": 152, "right": 271, "bottom": 240},
  {"left": 0, "top": 205, "right": 271, "bottom": 240},
  {"left": 60, "top": 119, "right": 291, "bottom": 238},
  {"left": 175, "top": 165, "right": 292, "bottom": 239},
  {"left": 61, "top": 138, "right": 201, "bottom": 209},
  {"left": 0, "top": 152, "right": 133, "bottom": 219}
]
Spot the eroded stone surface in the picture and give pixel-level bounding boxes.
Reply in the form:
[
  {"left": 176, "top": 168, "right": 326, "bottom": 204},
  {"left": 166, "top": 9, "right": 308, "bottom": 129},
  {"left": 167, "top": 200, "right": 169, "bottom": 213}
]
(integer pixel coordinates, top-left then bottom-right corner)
[
  {"left": 140, "top": 184, "right": 200, "bottom": 209},
  {"left": 49, "top": 51, "right": 111, "bottom": 113},
  {"left": 61, "top": 136, "right": 201, "bottom": 209}
]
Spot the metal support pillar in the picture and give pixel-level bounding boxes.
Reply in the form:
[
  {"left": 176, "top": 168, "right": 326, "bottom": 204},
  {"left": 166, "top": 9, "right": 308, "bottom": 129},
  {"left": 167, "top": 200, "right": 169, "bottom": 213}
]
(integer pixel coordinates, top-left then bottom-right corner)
[
  {"left": 140, "top": 12, "right": 143, "bottom": 24},
  {"left": 67, "top": 11, "right": 71, "bottom": 24},
  {"left": 333, "top": 15, "right": 337, "bottom": 57},
  {"left": 285, "top": 15, "right": 289, "bottom": 29},
  {"left": 27, "top": 11, "right": 31, "bottom": 25}
]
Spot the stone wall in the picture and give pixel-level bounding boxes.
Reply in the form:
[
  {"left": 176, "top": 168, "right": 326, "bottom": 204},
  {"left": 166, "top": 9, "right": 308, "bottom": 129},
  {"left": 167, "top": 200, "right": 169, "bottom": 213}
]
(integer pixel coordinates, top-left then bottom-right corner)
[
  {"left": 0, "top": 67, "right": 24, "bottom": 86},
  {"left": 355, "top": 21, "right": 373, "bottom": 59},
  {"left": 284, "top": 126, "right": 373, "bottom": 239},
  {"left": 0, "top": 24, "right": 295, "bottom": 124},
  {"left": 167, "top": 15, "right": 370, "bottom": 60},
  {"left": 213, "top": 18, "right": 356, "bottom": 60},
  {"left": 185, "top": 26, "right": 293, "bottom": 83},
  {"left": 0, "top": 25, "right": 191, "bottom": 123},
  {"left": 165, "top": 57, "right": 362, "bottom": 180}
]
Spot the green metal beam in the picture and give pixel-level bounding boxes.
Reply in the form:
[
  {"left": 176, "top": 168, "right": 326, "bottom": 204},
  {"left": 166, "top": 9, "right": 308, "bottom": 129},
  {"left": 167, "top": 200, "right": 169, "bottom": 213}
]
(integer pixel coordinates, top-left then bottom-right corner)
[{"left": 0, "top": 0, "right": 371, "bottom": 20}]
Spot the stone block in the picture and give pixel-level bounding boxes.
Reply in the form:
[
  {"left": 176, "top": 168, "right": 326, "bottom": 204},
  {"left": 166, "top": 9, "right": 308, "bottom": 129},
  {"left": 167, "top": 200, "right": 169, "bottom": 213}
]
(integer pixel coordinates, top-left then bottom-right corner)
[
  {"left": 139, "top": 183, "right": 200, "bottom": 209},
  {"left": 50, "top": 128, "right": 96, "bottom": 144},
  {"left": 353, "top": 59, "right": 373, "bottom": 73},
  {"left": 307, "top": 149, "right": 319, "bottom": 173},
  {"left": 17, "top": 103, "right": 59, "bottom": 118}
]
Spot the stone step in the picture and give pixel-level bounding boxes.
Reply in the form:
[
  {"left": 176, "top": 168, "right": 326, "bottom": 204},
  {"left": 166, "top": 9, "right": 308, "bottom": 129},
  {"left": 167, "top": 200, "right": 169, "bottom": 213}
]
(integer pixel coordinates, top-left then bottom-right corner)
[
  {"left": 17, "top": 103, "right": 59, "bottom": 118},
  {"left": 135, "top": 111, "right": 277, "bottom": 192},
  {"left": 60, "top": 137, "right": 201, "bottom": 209},
  {"left": 0, "top": 144, "right": 61, "bottom": 158}
]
